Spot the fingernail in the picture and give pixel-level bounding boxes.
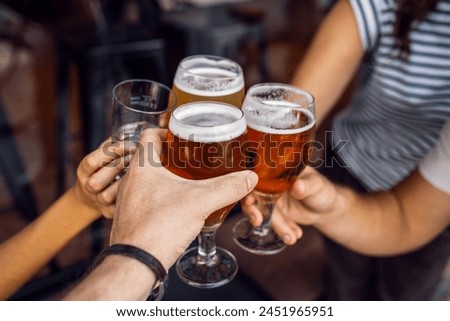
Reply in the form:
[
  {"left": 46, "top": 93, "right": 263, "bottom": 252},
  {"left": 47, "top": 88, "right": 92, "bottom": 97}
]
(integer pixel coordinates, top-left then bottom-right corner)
[
  {"left": 283, "top": 234, "right": 291, "bottom": 244},
  {"left": 246, "top": 172, "right": 258, "bottom": 191}
]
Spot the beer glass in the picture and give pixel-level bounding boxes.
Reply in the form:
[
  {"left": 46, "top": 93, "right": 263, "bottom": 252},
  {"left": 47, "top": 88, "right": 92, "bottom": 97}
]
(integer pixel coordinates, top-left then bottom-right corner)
[
  {"left": 111, "top": 79, "right": 176, "bottom": 300},
  {"left": 172, "top": 55, "right": 245, "bottom": 108},
  {"left": 162, "top": 102, "right": 247, "bottom": 288},
  {"left": 232, "top": 83, "right": 316, "bottom": 255}
]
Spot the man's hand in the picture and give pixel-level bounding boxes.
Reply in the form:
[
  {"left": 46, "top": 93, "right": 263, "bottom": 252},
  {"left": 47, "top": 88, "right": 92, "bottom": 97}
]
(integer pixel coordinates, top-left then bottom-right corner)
[{"left": 110, "top": 128, "right": 259, "bottom": 270}]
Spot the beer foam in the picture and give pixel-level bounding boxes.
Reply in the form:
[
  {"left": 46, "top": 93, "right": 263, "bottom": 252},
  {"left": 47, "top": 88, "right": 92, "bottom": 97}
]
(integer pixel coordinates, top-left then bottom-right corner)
[
  {"left": 244, "top": 100, "right": 316, "bottom": 135},
  {"left": 174, "top": 67, "right": 244, "bottom": 97},
  {"left": 169, "top": 102, "right": 246, "bottom": 142}
]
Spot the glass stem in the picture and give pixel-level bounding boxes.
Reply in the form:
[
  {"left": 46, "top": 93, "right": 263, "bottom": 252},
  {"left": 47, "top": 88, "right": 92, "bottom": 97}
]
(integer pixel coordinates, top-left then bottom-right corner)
[
  {"left": 197, "top": 227, "right": 219, "bottom": 266},
  {"left": 253, "top": 192, "right": 280, "bottom": 237}
]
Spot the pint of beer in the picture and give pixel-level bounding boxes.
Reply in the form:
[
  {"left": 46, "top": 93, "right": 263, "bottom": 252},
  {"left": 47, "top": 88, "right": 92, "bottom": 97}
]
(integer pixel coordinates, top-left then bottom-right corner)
[
  {"left": 162, "top": 101, "right": 247, "bottom": 227},
  {"left": 172, "top": 55, "right": 245, "bottom": 108},
  {"left": 245, "top": 106, "right": 316, "bottom": 194},
  {"left": 232, "top": 83, "right": 316, "bottom": 255}
]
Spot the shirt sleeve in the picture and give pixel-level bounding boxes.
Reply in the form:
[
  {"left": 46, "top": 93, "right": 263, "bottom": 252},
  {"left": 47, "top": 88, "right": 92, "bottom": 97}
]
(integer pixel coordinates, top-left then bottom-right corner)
[
  {"left": 419, "top": 121, "right": 450, "bottom": 195},
  {"left": 348, "top": 0, "right": 384, "bottom": 51}
]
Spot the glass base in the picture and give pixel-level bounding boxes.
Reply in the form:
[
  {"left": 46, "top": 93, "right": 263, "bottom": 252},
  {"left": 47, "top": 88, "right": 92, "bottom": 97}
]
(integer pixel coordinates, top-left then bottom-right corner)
[
  {"left": 176, "top": 247, "right": 238, "bottom": 288},
  {"left": 232, "top": 217, "right": 286, "bottom": 255}
]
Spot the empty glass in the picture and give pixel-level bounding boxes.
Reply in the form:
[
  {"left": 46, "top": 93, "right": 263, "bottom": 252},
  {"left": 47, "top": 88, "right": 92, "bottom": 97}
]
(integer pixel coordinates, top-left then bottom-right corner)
[{"left": 112, "top": 79, "right": 176, "bottom": 142}]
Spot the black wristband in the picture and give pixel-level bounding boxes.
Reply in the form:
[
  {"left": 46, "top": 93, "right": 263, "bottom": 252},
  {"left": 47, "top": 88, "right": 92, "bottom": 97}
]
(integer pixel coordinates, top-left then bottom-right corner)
[{"left": 95, "top": 244, "right": 168, "bottom": 300}]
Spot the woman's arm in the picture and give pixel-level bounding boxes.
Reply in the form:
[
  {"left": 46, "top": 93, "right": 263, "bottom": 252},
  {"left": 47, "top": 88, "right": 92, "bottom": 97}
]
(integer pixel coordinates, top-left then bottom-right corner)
[
  {"left": 0, "top": 188, "right": 100, "bottom": 300},
  {"left": 290, "top": 0, "right": 364, "bottom": 125},
  {"left": 0, "top": 140, "right": 129, "bottom": 300},
  {"left": 313, "top": 170, "right": 450, "bottom": 256},
  {"left": 245, "top": 167, "right": 450, "bottom": 256}
]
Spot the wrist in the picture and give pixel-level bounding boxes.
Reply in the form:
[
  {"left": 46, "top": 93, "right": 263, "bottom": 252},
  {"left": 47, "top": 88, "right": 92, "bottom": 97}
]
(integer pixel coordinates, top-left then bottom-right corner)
[
  {"left": 114, "top": 237, "right": 176, "bottom": 272},
  {"left": 65, "top": 253, "right": 158, "bottom": 300},
  {"left": 68, "top": 186, "right": 102, "bottom": 220},
  {"left": 95, "top": 244, "right": 167, "bottom": 300},
  {"left": 110, "top": 219, "right": 190, "bottom": 272}
]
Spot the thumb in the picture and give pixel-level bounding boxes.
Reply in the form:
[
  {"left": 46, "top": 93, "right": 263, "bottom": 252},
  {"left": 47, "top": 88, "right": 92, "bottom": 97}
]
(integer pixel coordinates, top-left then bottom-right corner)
[
  {"left": 201, "top": 170, "right": 258, "bottom": 211},
  {"left": 291, "top": 167, "right": 337, "bottom": 213},
  {"left": 290, "top": 167, "right": 324, "bottom": 200}
]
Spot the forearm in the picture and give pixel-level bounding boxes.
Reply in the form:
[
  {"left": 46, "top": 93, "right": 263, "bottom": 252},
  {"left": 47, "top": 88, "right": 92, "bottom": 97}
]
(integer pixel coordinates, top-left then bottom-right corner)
[
  {"left": 0, "top": 187, "right": 101, "bottom": 299},
  {"left": 315, "top": 178, "right": 450, "bottom": 256},
  {"left": 64, "top": 255, "right": 156, "bottom": 300},
  {"left": 314, "top": 186, "right": 413, "bottom": 256}
]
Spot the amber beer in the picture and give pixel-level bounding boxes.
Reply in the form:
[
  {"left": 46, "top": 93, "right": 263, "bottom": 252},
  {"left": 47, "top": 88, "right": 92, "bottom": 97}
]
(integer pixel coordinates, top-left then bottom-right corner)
[
  {"left": 162, "top": 102, "right": 247, "bottom": 227},
  {"left": 244, "top": 104, "right": 316, "bottom": 195},
  {"left": 172, "top": 55, "right": 245, "bottom": 108},
  {"left": 232, "top": 83, "right": 316, "bottom": 255}
]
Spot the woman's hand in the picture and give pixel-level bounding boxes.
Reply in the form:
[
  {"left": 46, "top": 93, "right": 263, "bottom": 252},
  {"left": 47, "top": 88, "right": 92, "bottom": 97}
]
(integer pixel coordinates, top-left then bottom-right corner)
[
  {"left": 73, "top": 139, "right": 135, "bottom": 218},
  {"left": 241, "top": 167, "right": 341, "bottom": 245}
]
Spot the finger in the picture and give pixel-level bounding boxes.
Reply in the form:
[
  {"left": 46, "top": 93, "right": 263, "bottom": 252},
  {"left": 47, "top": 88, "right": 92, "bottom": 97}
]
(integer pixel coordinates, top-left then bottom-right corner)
[
  {"left": 97, "top": 180, "right": 119, "bottom": 206},
  {"left": 240, "top": 194, "right": 263, "bottom": 226},
  {"left": 242, "top": 193, "right": 256, "bottom": 206},
  {"left": 242, "top": 203, "right": 264, "bottom": 226},
  {"left": 78, "top": 141, "right": 134, "bottom": 177},
  {"left": 85, "top": 155, "right": 130, "bottom": 193},
  {"left": 291, "top": 167, "right": 325, "bottom": 200},
  {"left": 291, "top": 166, "right": 340, "bottom": 215},
  {"left": 270, "top": 211, "right": 303, "bottom": 245},
  {"left": 196, "top": 170, "right": 258, "bottom": 218},
  {"left": 140, "top": 128, "right": 166, "bottom": 154},
  {"left": 157, "top": 128, "right": 168, "bottom": 141},
  {"left": 101, "top": 204, "right": 116, "bottom": 219},
  {"left": 131, "top": 128, "right": 167, "bottom": 169}
]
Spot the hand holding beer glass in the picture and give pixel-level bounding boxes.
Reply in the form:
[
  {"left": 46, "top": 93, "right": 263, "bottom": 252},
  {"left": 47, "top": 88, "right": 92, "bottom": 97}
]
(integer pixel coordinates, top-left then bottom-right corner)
[
  {"left": 232, "top": 83, "right": 316, "bottom": 255},
  {"left": 172, "top": 54, "right": 245, "bottom": 108},
  {"left": 111, "top": 79, "right": 176, "bottom": 299},
  {"left": 162, "top": 102, "right": 247, "bottom": 288}
]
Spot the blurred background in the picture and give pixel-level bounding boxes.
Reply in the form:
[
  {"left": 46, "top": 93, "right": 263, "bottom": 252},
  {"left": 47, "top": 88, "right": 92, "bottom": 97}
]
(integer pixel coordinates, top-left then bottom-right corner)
[{"left": 1, "top": 0, "right": 446, "bottom": 301}]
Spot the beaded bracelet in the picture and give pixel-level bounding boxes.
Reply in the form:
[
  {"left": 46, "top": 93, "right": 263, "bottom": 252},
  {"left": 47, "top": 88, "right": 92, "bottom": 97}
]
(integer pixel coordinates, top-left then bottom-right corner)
[{"left": 94, "top": 244, "right": 168, "bottom": 301}]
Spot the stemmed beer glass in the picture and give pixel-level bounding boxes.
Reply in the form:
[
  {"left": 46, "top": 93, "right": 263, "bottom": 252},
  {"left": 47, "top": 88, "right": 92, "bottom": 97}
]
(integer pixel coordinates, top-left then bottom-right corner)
[
  {"left": 172, "top": 54, "right": 245, "bottom": 108},
  {"left": 232, "top": 83, "right": 316, "bottom": 255},
  {"left": 162, "top": 101, "right": 247, "bottom": 288},
  {"left": 111, "top": 79, "right": 176, "bottom": 299}
]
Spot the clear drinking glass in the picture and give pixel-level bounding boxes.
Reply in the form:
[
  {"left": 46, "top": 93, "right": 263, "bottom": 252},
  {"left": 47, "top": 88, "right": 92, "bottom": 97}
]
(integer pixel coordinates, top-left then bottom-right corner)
[
  {"left": 112, "top": 79, "right": 176, "bottom": 142},
  {"left": 111, "top": 79, "right": 176, "bottom": 299},
  {"left": 161, "top": 101, "right": 247, "bottom": 288},
  {"left": 232, "top": 83, "right": 316, "bottom": 255},
  {"left": 171, "top": 54, "right": 245, "bottom": 108}
]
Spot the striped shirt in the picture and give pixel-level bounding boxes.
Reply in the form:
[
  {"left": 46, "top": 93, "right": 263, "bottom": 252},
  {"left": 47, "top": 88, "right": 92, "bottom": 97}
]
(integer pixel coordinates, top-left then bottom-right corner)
[{"left": 333, "top": 0, "right": 450, "bottom": 191}]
